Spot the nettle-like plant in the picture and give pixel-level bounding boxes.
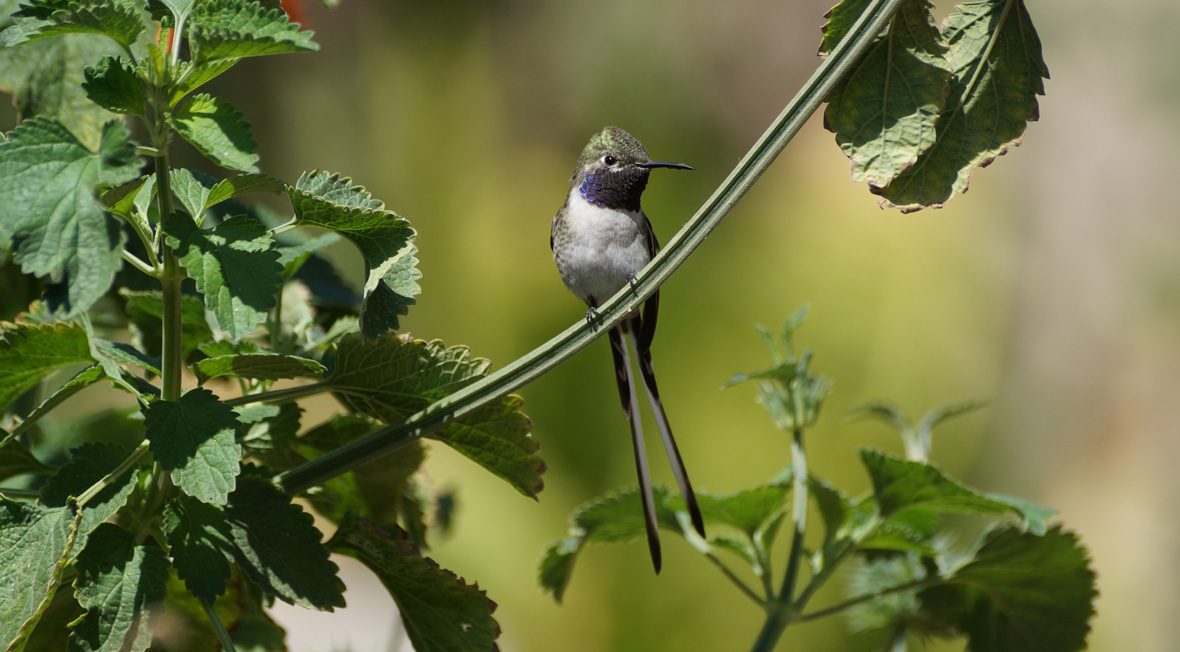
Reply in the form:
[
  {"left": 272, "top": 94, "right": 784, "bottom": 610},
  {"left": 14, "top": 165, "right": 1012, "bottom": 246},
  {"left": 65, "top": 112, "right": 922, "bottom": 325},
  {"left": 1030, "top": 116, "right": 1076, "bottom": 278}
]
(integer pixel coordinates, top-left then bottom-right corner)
[
  {"left": 0, "top": 0, "right": 1093, "bottom": 650},
  {"left": 542, "top": 310, "right": 1097, "bottom": 651}
]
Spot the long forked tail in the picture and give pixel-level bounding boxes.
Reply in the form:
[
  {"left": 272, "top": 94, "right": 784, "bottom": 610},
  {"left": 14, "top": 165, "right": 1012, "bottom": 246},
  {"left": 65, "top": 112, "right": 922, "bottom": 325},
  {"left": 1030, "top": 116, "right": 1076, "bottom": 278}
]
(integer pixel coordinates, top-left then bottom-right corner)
[
  {"left": 630, "top": 328, "right": 706, "bottom": 537},
  {"left": 607, "top": 325, "right": 662, "bottom": 573}
]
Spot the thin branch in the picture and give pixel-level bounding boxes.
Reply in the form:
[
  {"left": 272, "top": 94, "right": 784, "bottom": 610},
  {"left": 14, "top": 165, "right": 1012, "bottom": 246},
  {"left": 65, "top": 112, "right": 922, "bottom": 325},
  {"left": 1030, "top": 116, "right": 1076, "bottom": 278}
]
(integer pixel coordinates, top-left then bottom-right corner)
[
  {"left": 796, "top": 577, "right": 939, "bottom": 623},
  {"left": 704, "top": 550, "right": 765, "bottom": 607},
  {"left": 275, "top": 0, "right": 910, "bottom": 496},
  {"left": 75, "top": 440, "right": 150, "bottom": 509},
  {"left": 200, "top": 599, "right": 236, "bottom": 652},
  {"left": 222, "top": 381, "right": 331, "bottom": 407},
  {"left": 122, "top": 250, "right": 157, "bottom": 277}
]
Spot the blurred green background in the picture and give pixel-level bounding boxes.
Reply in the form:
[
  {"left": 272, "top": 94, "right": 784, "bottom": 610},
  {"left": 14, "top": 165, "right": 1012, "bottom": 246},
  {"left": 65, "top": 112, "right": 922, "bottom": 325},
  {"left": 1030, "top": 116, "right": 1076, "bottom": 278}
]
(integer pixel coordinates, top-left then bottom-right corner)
[{"left": 19, "top": 0, "right": 1180, "bottom": 649}]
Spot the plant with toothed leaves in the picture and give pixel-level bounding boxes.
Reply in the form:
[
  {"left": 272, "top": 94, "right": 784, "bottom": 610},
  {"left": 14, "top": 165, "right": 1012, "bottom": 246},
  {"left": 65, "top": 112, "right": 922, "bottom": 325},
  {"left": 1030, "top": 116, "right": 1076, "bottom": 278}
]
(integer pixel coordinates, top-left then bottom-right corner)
[{"left": 0, "top": 0, "right": 1082, "bottom": 650}]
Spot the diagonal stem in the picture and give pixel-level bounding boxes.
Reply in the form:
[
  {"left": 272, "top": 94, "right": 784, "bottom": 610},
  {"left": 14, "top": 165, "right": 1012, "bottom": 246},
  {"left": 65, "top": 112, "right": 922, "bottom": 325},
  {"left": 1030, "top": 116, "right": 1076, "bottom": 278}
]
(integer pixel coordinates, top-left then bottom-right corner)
[{"left": 276, "top": 0, "right": 909, "bottom": 496}]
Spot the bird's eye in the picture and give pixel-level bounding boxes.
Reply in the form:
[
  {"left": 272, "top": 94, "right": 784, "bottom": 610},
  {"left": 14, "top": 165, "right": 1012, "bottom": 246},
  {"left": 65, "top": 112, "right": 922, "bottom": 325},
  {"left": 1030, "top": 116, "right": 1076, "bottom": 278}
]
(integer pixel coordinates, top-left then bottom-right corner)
[{"left": 604, "top": 155, "right": 617, "bottom": 166}]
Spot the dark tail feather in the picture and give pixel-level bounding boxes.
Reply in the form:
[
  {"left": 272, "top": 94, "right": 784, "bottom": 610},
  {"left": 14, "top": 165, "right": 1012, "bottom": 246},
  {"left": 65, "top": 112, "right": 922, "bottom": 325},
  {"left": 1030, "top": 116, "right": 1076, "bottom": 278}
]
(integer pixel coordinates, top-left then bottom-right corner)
[
  {"left": 630, "top": 328, "right": 706, "bottom": 538},
  {"left": 608, "top": 326, "right": 662, "bottom": 573}
]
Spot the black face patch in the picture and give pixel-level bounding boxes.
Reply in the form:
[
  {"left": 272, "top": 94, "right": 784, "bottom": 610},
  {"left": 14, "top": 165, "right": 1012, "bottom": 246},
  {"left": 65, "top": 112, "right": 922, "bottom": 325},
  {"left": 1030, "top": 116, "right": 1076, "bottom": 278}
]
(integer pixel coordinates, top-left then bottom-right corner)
[{"left": 578, "top": 166, "right": 650, "bottom": 211}]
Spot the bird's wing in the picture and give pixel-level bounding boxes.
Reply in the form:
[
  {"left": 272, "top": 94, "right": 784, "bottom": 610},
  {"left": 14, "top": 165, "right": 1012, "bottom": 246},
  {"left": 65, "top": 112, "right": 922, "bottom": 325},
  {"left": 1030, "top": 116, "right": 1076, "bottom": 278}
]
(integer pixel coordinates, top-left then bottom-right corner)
[{"left": 638, "top": 212, "right": 660, "bottom": 351}]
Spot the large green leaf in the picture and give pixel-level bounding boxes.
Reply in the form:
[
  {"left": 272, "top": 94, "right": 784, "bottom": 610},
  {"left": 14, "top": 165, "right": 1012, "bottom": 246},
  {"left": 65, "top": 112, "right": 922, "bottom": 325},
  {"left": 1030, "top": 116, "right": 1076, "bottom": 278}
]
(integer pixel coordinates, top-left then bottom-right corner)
[
  {"left": 860, "top": 449, "right": 1016, "bottom": 519},
  {"left": 144, "top": 388, "right": 241, "bottom": 505},
  {"left": 328, "top": 333, "right": 543, "bottom": 498},
  {"left": 288, "top": 171, "right": 420, "bottom": 339},
  {"left": 163, "top": 212, "right": 281, "bottom": 341},
  {"left": 169, "top": 93, "right": 260, "bottom": 173},
  {"left": 0, "top": 118, "right": 141, "bottom": 316},
  {"left": 39, "top": 443, "right": 136, "bottom": 543},
  {"left": 81, "top": 55, "right": 144, "bottom": 116},
  {"left": 163, "top": 495, "right": 234, "bottom": 604},
  {"left": 924, "top": 525, "right": 1096, "bottom": 652},
  {"left": 0, "top": 321, "right": 93, "bottom": 413},
  {"left": 0, "top": 499, "right": 77, "bottom": 648},
  {"left": 70, "top": 524, "right": 168, "bottom": 652},
  {"left": 877, "top": 0, "right": 1048, "bottom": 210},
  {"left": 224, "top": 475, "right": 344, "bottom": 610},
  {"left": 328, "top": 515, "right": 499, "bottom": 652},
  {"left": 193, "top": 352, "right": 326, "bottom": 383},
  {"left": 0, "top": 32, "right": 121, "bottom": 149},
  {"left": 188, "top": 0, "right": 318, "bottom": 63},
  {"left": 0, "top": 0, "right": 144, "bottom": 49},
  {"left": 822, "top": 0, "right": 949, "bottom": 188}
]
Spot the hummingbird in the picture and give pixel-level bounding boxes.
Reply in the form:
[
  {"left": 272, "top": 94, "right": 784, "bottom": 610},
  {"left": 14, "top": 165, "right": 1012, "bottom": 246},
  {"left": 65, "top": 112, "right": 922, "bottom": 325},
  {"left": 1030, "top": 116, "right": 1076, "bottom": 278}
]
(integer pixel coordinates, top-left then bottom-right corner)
[{"left": 550, "top": 126, "right": 705, "bottom": 572}]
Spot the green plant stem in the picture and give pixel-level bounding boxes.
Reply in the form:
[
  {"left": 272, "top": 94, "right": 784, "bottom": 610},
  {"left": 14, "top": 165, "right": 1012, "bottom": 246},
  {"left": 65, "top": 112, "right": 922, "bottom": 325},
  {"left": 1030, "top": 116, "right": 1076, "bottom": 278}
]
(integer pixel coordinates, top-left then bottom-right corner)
[
  {"left": 271, "top": 282, "right": 284, "bottom": 351},
  {"left": 0, "top": 487, "right": 41, "bottom": 499},
  {"left": 1, "top": 366, "right": 100, "bottom": 446},
  {"left": 751, "top": 426, "right": 809, "bottom": 651},
  {"left": 222, "top": 381, "right": 331, "bottom": 407},
  {"left": 275, "top": 0, "right": 909, "bottom": 496},
  {"left": 75, "top": 440, "right": 150, "bottom": 509},
  {"left": 795, "top": 577, "right": 938, "bottom": 623},
  {"left": 121, "top": 249, "right": 157, "bottom": 277},
  {"left": 200, "top": 599, "right": 236, "bottom": 652},
  {"left": 704, "top": 550, "right": 765, "bottom": 607}
]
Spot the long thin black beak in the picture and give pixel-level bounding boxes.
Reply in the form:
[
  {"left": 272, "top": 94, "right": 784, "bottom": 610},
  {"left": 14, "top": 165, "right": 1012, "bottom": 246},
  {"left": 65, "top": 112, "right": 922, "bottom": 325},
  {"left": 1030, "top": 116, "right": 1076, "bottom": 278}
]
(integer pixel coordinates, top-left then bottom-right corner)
[{"left": 637, "top": 161, "right": 694, "bottom": 171}]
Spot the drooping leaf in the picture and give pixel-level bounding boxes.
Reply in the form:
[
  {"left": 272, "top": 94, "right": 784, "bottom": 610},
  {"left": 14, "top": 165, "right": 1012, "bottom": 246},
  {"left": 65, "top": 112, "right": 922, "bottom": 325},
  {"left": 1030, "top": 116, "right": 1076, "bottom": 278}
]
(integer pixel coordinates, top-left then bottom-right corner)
[
  {"left": 328, "top": 333, "right": 543, "bottom": 497},
  {"left": 823, "top": 0, "right": 949, "bottom": 188},
  {"left": 224, "top": 475, "right": 344, "bottom": 610},
  {"left": 188, "top": 0, "right": 318, "bottom": 63},
  {"left": 0, "top": 321, "right": 93, "bottom": 413},
  {"left": 288, "top": 171, "right": 420, "bottom": 339},
  {"left": 860, "top": 449, "right": 1017, "bottom": 519},
  {"left": 144, "top": 387, "right": 241, "bottom": 505},
  {"left": 81, "top": 55, "right": 144, "bottom": 115},
  {"left": 0, "top": 499, "right": 77, "bottom": 647},
  {"left": 163, "top": 212, "right": 281, "bottom": 341},
  {"left": 70, "top": 524, "right": 168, "bottom": 652},
  {"left": 120, "top": 289, "right": 214, "bottom": 358},
  {"left": 163, "top": 495, "right": 234, "bottom": 604},
  {"left": 539, "top": 487, "right": 676, "bottom": 602},
  {"left": 169, "top": 93, "right": 260, "bottom": 173},
  {"left": 877, "top": 0, "right": 1048, "bottom": 210},
  {"left": 40, "top": 443, "right": 137, "bottom": 542},
  {"left": 0, "top": 118, "right": 141, "bottom": 316},
  {"left": 328, "top": 515, "right": 499, "bottom": 652},
  {"left": 193, "top": 352, "right": 326, "bottom": 382},
  {"left": 0, "top": 0, "right": 144, "bottom": 49},
  {"left": 0, "top": 29, "right": 121, "bottom": 149},
  {"left": 924, "top": 525, "right": 1096, "bottom": 652}
]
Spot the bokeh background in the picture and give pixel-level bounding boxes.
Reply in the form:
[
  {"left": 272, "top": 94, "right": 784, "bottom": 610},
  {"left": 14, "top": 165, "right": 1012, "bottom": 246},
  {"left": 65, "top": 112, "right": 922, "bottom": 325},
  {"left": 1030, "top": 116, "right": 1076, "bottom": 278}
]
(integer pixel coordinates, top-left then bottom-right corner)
[{"left": 15, "top": 0, "right": 1180, "bottom": 649}]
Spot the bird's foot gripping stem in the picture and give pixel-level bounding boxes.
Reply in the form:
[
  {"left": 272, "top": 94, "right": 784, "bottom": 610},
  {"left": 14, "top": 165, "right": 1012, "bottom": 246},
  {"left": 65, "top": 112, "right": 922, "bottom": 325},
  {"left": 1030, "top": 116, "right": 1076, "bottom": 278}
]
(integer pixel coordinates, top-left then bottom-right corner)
[{"left": 584, "top": 306, "right": 601, "bottom": 331}]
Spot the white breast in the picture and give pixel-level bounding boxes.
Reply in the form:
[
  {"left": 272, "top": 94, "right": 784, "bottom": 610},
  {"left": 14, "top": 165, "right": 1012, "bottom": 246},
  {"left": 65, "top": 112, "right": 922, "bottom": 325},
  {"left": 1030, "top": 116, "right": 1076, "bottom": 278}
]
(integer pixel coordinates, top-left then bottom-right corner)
[{"left": 557, "top": 189, "right": 651, "bottom": 305}]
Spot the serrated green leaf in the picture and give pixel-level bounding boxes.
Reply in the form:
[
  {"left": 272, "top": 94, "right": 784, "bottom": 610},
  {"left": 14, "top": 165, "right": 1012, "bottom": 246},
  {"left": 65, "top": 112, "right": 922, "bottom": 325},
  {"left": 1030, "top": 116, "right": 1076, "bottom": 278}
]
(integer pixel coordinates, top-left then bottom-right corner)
[
  {"left": 276, "top": 232, "right": 340, "bottom": 279},
  {"left": 168, "top": 167, "right": 218, "bottom": 220},
  {"left": 983, "top": 493, "right": 1055, "bottom": 536},
  {"left": 877, "top": 0, "right": 1048, "bottom": 210},
  {"left": 539, "top": 487, "right": 676, "bottom": 602},
  {"left": 120, "top": 289, "right": 213, "bottom": 358},
  {"left": 288, "top": 171, "right": 420, "bottom": 339},
  {"left": 70, "top": 523, "right": 168, "bottom": 652},
  {"left": 204, "top": 173, "right": 284, "bottom": 210},
  {"left": 144, "top": 388, "right": 241, "bottom": 505},
  {"left": 0, "top": 0, "right": 144, "bottom": 49},
  {"left": 328, "top": 515, "right": 499, "bottom": 652},
  {"left": 169, "top": 93, "right": 259, "bottom": 172},
  {"left": 194, "top": 352, "right": 326, "bottom": 382},
  {"left": 40, "top": 443, "right": 136, "bottom": 541},
  {"left": 224, "top": 475, "right": 344, "bottom": 610},
  {"left": 81, "top": 55, "right": 143, "bottom": 115},
  {"left": 823, "top": 0, "right": 949, "bottom": 188},
  {"left": 861, "top": 449, "right": 1017, "bottom": 519},
  {"left": 163, "top": 212, "right": 281, "bottom": 341},
  {"left": 925, "top": 525, "right": 1096, "bottom": 652},
  {"left": 163, "top": 495, "right": 234, "bottom": 604},
  {"left": 0, "top": 32, "right": 120, "bottom": 149},
  {"left": 670, "top": 484, "right": 788, "bottom": 537},
  {"left": 328, "top": 333, "right": 543, "bottom": 497},
  {"left": 188, "top": 0, "right": 318, "bottom": 63},
  {"left": 0, "top": 321, "right": 93, "bottom": 413},
  {"left": 0, "top": 118, "right": 140, "bottom": 316},
  {"left": 810, "top": 476, "right": 851, "bottom": 548},
  {"left": 0, "top": 499, "right": 76, "bottom": 647},
  {"left": 168, "top": 58, "right": 238, "bottom": 106}
]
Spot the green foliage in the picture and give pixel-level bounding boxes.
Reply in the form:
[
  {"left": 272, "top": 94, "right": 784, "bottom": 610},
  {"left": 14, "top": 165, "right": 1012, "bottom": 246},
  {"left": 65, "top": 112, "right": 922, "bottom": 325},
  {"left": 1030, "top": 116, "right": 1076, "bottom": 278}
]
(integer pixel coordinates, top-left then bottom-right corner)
[
  {"left": 193, "top": 352, "right": 325, "bottom": 382},
  {"left": 0, "top": 321, "right": 93, "bottom": 412},
  {"left": 120, "top": 289, "right": 212, "bottom": 359},
  {"left": 329, "top": 515, "right": 500, "bottom": 652},
  {"left": 80, "top": 55, "right": 142, "bottom": 115},
  {"left": 163, "top": 495, "right": 233, "bottom": 604},
  {"left": 823, "top": 0, "right": 1048, "bottom": 210},
  {"left": 144, "top": 388, "right": 241, "bottom": 505},
  {"left": 0, "top": 499, "right": 77, "bottom": 647},
  {"left": 70, "top": 524, "right": 168, "bottom": 652},
  {"left": 188, "top": 0, "right": 318, "bottom": 64},
  {"left": 40, "top": 443, "right": 136, "bottom": 540},
  {"left": 0, "top": 118, "right": 140, "bottom": 316},
  {"left": 169, "top": 93, "right": 260, "bottom": 172},
  {"left": 0, "top": 0, "right": 144, "bottom": 49}
]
